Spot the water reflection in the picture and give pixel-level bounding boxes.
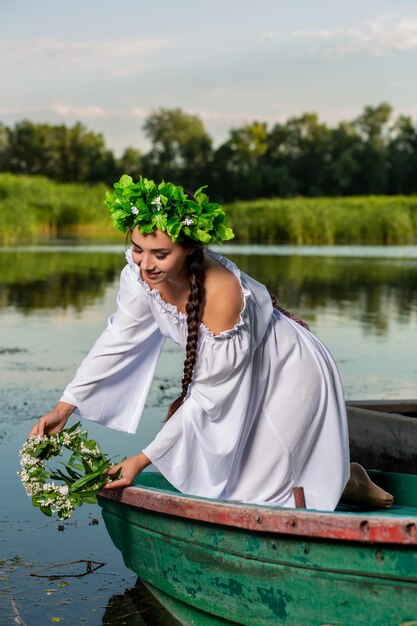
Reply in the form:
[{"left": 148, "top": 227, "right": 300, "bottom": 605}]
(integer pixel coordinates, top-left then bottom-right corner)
[
  {"left": 1, "top": 247, "right": 416, "bottom": 337},
  {"left": 102, "top": 579, "right": 181, "bottom": 625},
  {"left": 231, "top": 254, "right": 417, "bottom": 330},
  {"left": 0, "top": 249, "right": 123, "bottom": 312}
]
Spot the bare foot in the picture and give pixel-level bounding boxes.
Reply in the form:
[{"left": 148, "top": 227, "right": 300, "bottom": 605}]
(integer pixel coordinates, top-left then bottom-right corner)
[{"left": 341, "top": 463, "right": 394, "bottom": 509}]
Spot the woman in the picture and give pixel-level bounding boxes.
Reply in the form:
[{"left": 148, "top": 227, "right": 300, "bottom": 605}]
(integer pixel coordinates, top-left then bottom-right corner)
[{"left": 30, "top": 176, "right": 392, "bottom": 511}]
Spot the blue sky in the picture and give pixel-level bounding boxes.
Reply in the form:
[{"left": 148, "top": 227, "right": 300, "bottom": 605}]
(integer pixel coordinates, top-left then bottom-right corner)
[{"left": 1, "top": 1, "right": 417, "bottom": 154}]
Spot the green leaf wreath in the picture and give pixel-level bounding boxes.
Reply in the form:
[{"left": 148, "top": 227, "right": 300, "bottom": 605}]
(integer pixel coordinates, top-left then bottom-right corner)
[
  {"left": 104, "top": 175, "right": 235, "bottom": 245},
  {"left": 18, "top": 422, "right": 121, "bottom": 519}
]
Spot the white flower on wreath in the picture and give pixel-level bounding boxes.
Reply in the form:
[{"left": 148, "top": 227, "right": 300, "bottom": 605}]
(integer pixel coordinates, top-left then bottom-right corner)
[
  {"left": 151, "top": 196, "right": 163, "bottom": 211},
  {"left": 182, "top": 218, "right": 194, "bottom": 226},
  {"left": 131, "top": 206, "right": 139, "bottom": 215}
]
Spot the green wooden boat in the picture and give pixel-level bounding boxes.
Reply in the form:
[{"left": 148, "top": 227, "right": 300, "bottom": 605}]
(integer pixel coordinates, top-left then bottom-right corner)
[{"left": 98, "top": 468, "right": 417, "bottom": 626}]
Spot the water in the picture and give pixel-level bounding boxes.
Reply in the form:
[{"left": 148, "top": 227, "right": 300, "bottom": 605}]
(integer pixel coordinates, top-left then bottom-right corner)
[{"left": 1, "top": 244, "right": 416, "bottom": 624}]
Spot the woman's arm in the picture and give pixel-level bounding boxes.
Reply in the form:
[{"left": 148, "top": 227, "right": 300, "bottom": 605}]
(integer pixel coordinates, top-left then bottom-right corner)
[{"left": 29, "top": 401, "right": 76, "bottom": 437}]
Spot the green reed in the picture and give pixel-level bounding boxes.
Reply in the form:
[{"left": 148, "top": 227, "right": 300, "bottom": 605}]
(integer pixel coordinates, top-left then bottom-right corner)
[
  {"left": 1, "top": 174, "right": 416, "bottom": 245},
  {"left": 0, "top": 173, "right": 118, "bottom": 244},
  {"left": 226, "top": 196, "right": 417, "bottom": 244}
]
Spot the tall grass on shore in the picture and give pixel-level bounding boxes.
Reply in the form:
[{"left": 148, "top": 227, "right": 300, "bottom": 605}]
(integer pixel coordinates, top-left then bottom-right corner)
[
  {"left": 1, "top": 174, "right": 416, "bottom": 245},
  {"left": 226, "top": 196, "right": 417, "bottom": 245},
  {"left": 0, "top": 173, "right": 119, "bottom": 244}
]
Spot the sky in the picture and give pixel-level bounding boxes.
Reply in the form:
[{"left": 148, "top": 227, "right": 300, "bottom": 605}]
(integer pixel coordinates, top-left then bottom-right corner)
[{"left": 1, "top": 0, "right": 417, "bottom": 155}]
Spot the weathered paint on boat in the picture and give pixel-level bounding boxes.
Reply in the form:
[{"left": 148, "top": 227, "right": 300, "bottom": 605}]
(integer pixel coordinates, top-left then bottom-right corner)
[{"left": 98, "top": 470, "right": 417, "bottom": 626}]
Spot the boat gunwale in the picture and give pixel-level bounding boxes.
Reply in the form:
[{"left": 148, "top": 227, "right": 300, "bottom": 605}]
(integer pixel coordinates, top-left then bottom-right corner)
[
  {"left": 347, "top": 399, "right": 417, "bottom": 416},
  {"left": 99, "top": 483, "right": 417, "bottom": 546}
]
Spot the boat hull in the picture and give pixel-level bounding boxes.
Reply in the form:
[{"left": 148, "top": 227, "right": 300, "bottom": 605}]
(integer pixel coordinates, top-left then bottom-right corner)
[{"left": 99, "top": 471, "right": 417, "bottom": 626}]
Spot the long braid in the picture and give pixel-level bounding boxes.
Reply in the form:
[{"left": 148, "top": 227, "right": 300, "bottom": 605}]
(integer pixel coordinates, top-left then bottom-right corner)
[
  {"left": 166, "top": 247, "right": 205, "bottom": 419},
  {"left": 269, "top": 291, "right": 310, "bottom": 330}
]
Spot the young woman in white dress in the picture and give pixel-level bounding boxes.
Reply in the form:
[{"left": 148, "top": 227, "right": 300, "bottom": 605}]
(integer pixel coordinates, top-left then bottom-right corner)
[{"left": 30, "top": 177, "right": 392, "bottom": 511}]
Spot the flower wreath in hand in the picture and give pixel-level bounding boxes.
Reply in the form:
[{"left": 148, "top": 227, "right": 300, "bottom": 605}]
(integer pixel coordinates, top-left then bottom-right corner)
[
  {"left": 104, "top": 175, "right": 235, "bottom": 245},
  {"left": 18, "top": 422, "right": 121, "bottom": 519}
]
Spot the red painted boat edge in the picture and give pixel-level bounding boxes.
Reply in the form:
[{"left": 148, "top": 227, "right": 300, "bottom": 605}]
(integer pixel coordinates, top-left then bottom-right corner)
[{"left": 99, "top": 485, "right": 417, "bottom": 545}]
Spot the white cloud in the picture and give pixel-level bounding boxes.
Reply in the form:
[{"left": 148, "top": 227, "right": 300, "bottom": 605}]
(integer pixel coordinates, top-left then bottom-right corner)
[
  {"left": 324, "top": 14, "right": 417, "bottom": 59},
  {"left": 130, "top": 107, "right": 149, "bottom": 119},
  {"left": 265, "top": 12, "right": 417, "bottom": 59},
  {"left": 0, "top": 101, "right": 149, "bottom": 123},
  {"left": 51, "top": 101, "right": 107, "bottom": 119},
  {"left": 0, "top": 37, "right": 174, "bottom": 78}
]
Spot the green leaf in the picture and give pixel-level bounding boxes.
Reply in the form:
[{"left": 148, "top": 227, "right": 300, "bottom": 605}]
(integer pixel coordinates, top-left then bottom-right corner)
[
  {"left": 49, "top": 469, "right": 71, "bottom": 482},
  {"left": 153, "top": 213, "right": 168, "bottom": 231},
  {"left": 69, "top": 493, "right": 81, "bottom": 506},
  {"left": 166, "top": 218, "right": 181, "bottom": 240},
  {"left": 79, "top": 495, "right": 98, "bottom": 505},
  {"left": 64, "top": 421, "right": 80, "bottom": 434},
  {"left": 39, "top": 506, "right": 52, "bottom": 517},
  {"left": 196, "top": 192, "right": 209, "bottom": 205},
  {"left": 195, "top": 229, "right": 211, "bottom": 244},
  {"left": 107, "top": 467, "right": 123, "bottom": 482},
  {"left": 70, "top": 462, "right": 109, "bottom": 491},
  {"left": 194, "top": 185, "right": 208, "bottom": 197},
  {"left": 119, "top": 174, "right": 133, "bottom": 188},
  {"left": 64, "top": 466, "right": 82, "bottom": 481}
]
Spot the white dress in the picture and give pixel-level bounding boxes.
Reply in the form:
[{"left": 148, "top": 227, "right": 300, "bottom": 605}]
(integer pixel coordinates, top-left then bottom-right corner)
[{"left": 61, "top": 249, "right": 350, "bottom": 511}]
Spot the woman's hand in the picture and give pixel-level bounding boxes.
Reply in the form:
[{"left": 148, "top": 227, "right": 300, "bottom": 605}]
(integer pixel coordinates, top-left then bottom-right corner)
[
  {"left": 103, "top": 452, "right": 151, "bottom": 489},
  {"left": 29, "top": 402, "right": 76, "bottom": 437}
]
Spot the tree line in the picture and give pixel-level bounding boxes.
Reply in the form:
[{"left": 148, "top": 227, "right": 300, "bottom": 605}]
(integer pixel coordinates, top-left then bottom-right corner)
[{"left": 1, "top": 102, "right": 416, "bottom": 201}]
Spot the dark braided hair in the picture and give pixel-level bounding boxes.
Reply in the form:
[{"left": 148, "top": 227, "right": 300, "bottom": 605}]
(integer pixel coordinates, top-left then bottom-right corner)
[
  {"left": 269, "top": 291, "right": 310, "bottom": 330},
  {"left": 166, "top": 245, "right": 205, "bottom": 419}
]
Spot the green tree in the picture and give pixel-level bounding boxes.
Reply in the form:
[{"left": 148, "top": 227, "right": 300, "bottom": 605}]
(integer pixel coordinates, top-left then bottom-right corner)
[
  {"left": 267, "top": 114, "right": 332, "bottom": 196},
  {"left": 4, "top": 121, "right": 116, "bottom": 183},
  {"left": 322, "top": 122, "right": 363, "bottom": 195},
  {"left": 388, "top": 115, "right": 417, "bottom": 194},
  {"left": 0, "top": 122, "right": 9, "bottom": 171},
  {"left": 263, "top": 122, "right": 299, "bottom": 197},
  {"left": 211, "top": 122, "right": 269, "bottom": 200},
  {"left": 116, "top": 147, "right": 142, "bottom": 179},
  {"left": 354, "top": 102, "right": 393, "bottom": 193},
  {"left": 142, "top": 108, "right": 212, "bottom": 189},
  {"left": 64, "top": 122, "right": 115, "bottom": 183},
  {"left": 6, "top": 120, "right": 51, "bottom": 175}
]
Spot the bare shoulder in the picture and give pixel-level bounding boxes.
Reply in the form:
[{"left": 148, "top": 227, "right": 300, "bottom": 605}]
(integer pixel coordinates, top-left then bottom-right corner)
[{"left": 201, "top": 256, "right": 243, "bottom": 335}]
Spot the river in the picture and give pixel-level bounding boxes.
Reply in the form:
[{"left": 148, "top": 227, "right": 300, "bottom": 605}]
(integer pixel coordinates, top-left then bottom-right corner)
[{"left": 1, "top": 244, "right": 416, "bottom": 624}]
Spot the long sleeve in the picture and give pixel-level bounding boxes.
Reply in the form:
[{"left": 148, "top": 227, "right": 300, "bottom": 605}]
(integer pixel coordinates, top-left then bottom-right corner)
[{"left": 61, "top": 263, "right": 165, "bottom": 434}]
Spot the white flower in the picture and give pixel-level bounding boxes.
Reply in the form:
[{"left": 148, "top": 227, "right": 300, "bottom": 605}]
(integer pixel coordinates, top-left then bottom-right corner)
[
  {"left": 25, "top": 481, "right": 43, "bottom": 496},
  {"left": 58, "top": 485, "right": 69, "bottom": 496},
  {"left": 151, "top": 196, "right": 163, "bottom": 211},
  {"left": 131, "top": 206, "right": 139, "bottom": 215},
  {"left": 182, "top": 218, "right": 194, "bottom": 227}
]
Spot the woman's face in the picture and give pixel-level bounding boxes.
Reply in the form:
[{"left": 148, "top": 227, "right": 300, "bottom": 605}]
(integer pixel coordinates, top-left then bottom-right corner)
[{"left": 130, "top": 227, "right": 193, "bottom": 287}]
